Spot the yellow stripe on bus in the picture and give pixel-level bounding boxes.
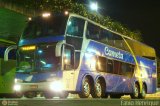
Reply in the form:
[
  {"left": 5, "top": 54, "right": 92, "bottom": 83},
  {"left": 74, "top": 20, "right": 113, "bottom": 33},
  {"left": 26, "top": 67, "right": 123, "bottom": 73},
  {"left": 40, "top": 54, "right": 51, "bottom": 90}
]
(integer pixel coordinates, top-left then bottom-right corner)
[{"left": 122, "top": 37, "right": 143, "bottom": 93}]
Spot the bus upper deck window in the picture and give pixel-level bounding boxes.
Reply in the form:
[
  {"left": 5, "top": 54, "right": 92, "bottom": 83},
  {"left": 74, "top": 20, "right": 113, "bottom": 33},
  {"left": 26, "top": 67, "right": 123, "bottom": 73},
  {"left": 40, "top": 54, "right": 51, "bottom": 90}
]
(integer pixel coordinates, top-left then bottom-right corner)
[{"left": 66, "top": 17, "right": 85, "bottom": 37}]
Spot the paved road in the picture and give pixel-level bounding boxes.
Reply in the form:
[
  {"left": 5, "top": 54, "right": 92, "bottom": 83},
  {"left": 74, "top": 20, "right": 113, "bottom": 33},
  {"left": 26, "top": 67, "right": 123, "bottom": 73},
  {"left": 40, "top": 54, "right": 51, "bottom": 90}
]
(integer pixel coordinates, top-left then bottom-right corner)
[
  {"left": 0, "top": 93, "right": 160, "bottom": 106},
  {"left": 0, "top": 98, "right": 159, "bottom": 106}
]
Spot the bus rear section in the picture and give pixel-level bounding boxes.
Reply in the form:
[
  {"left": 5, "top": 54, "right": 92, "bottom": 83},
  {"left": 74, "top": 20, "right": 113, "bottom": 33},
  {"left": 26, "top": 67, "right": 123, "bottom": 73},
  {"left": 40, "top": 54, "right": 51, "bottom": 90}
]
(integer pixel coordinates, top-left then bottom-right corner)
[
  {"left": 125, "top": 38, "right": 157, "bottom": 98},
  {"left": 74, "top": 38, "right": 157, "bottom": 99}
]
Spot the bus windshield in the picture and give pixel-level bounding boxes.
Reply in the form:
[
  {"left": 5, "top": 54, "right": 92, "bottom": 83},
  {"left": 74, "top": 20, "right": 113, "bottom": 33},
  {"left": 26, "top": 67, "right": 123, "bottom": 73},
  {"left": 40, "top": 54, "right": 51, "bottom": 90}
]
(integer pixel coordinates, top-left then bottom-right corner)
[
  {"left": 16, "top": 44, "right": 61, "bottom": 73},
  {"left": 22, "top": 15, "right": 68, "bottom": 39}
]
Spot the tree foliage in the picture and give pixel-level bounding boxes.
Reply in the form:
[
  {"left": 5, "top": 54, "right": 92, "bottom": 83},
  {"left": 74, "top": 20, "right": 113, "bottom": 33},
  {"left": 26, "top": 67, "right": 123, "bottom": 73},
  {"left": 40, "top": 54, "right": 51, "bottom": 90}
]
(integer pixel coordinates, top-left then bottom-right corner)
[{"left": 1, "top": 0, "right": 142, "bottom": 41}]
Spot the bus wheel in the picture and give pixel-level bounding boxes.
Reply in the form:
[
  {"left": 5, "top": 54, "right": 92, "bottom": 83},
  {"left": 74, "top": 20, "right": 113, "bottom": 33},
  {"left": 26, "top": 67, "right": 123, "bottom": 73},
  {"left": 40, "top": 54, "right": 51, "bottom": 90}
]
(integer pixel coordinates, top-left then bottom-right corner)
[
  {"left": 130, "top": 83, "right": 139, "bottom": 99},
  {"left": 91, "top": 79, "right": 103, "bottom": 98},
  {"left": 59, "top": 92, "right": 69, "bottom": 98},
  {"left": 44, "top": 92, "right": 54, "bottom": 99},
  {"left": 79, "top": 77, "right": 91, "bottom": 98},
  {"left": 110, "top": 94, "right": 121, "bottom": 98},
  {"left": 138, "top": 84, "right": 146, "bottom": 99}
]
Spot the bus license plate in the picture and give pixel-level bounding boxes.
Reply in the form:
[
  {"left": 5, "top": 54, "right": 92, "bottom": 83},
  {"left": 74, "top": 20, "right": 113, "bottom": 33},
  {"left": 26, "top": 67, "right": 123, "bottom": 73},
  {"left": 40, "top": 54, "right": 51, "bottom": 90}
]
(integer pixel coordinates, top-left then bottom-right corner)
[{"left": 30, "top": 85, "right": 38, "bottom": 89}]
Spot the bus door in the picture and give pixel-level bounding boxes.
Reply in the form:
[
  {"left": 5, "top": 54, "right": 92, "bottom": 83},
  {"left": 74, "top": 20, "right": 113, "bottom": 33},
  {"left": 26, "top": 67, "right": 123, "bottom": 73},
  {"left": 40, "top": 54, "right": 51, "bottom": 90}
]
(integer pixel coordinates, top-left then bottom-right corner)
[{"left": 62, "top": 45, "right": 75, "bottom": 90}]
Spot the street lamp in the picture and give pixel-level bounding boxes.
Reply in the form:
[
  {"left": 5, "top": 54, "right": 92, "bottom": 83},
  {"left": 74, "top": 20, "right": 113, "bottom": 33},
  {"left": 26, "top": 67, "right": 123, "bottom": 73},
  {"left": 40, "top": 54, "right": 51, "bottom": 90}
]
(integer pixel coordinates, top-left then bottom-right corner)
[{"left": 89, "top": 2, "right": 98, "bottom": 11}]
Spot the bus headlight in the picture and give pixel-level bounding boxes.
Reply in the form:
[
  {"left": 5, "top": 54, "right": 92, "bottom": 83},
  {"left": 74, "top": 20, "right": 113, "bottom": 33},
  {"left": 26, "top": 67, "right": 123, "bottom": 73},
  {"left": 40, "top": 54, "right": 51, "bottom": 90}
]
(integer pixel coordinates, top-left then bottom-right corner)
[
  {"left": 13, "top": 84, "right": 21, "bottom": 91},
  {"left": 49, "top": 80, "right": 63, "bottom": 92}
]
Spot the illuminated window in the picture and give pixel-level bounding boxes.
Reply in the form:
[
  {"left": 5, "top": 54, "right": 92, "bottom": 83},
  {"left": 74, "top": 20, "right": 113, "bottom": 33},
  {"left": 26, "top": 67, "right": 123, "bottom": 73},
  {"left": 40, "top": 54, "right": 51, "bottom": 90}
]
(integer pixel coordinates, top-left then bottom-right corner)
[
  {"left": 107, "top": 59, "right": 113, "bottom": 73},
  {"left": 113, "top": 60, "right": 121, "bottom": 74},
  {"left": 96, "top": 56, "right": 107, "bottom": 72},
  {"left": 120, "top": 63, "right": 134, "bottom": 77}
]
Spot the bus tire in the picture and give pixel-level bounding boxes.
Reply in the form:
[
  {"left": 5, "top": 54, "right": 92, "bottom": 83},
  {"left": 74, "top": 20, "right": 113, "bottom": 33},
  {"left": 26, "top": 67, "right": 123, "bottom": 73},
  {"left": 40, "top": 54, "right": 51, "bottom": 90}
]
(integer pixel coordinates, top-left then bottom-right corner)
[
  {"left": 44, "top": 92, "right": 54, "bottom": 99},
  {"left": 138, "top": 84, "right": 146, "bottom": 99},
  {"left": 59, "top": 92, "right": 69, "bottom": 98},
  {"left": 79, "top": 77, "right": 91, "bottom": 98},
  {"left": 130, "top": 83, "right": 139, "bottom": 99},
  {"left": 91, "top": 79, "right": 104, "bottom": 98}
]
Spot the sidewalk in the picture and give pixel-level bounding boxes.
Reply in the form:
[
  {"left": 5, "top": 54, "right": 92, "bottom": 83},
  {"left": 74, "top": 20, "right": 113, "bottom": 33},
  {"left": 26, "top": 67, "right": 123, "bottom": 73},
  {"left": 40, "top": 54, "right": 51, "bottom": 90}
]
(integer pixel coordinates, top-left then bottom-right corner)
[{"left": 146, "top": 90, "right": 160, "bottom": 98}]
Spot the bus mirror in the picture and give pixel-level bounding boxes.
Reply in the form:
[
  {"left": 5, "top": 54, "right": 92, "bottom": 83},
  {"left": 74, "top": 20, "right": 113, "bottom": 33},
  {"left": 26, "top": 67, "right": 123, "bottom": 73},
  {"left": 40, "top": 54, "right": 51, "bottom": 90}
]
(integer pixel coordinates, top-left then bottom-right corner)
[
  {"left": 4, "top": 45, "right": 17, "bottom": 61},
  {"left": 55, "top": 41, "right": 63, "bottom": 57},
  {"left": 63, "top": 44, "right": 75, "bottom": 70}
]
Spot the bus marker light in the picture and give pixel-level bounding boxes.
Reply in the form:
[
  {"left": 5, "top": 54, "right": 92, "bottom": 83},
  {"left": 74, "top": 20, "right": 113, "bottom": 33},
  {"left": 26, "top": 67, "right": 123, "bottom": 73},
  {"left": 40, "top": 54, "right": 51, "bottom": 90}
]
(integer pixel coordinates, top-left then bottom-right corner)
[{"left": 152, "top": 73, "right": 157, "bottom": 78}]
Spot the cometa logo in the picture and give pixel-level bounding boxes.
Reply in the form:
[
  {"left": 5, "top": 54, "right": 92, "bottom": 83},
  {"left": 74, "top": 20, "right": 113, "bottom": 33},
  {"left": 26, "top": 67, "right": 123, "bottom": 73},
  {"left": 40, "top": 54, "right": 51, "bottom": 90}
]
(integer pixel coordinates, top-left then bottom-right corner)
[{"left": 104, "top": 47, "right": 124, "bottom": 60}]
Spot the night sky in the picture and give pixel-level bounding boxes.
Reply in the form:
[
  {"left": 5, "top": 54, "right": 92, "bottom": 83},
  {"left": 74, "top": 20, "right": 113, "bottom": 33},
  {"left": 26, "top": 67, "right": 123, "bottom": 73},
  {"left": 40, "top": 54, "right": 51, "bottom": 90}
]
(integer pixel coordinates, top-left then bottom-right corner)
[{"left": 82, "top": 0, "right": 160, "bottom": 57}]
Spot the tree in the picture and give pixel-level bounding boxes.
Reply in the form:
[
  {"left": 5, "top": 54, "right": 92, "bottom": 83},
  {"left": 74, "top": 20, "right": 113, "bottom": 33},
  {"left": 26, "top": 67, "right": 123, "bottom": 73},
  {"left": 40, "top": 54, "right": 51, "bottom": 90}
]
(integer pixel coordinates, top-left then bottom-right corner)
[{"left": 1, "top": 0, "right": 142, "bottom": 41}]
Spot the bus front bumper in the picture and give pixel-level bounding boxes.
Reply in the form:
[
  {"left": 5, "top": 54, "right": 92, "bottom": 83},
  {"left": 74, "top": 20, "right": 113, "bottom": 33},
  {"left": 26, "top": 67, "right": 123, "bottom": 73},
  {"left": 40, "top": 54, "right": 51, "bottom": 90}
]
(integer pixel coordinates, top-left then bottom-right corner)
[{"left": 13, "top": 81, "right": 64, "bottom": 93}]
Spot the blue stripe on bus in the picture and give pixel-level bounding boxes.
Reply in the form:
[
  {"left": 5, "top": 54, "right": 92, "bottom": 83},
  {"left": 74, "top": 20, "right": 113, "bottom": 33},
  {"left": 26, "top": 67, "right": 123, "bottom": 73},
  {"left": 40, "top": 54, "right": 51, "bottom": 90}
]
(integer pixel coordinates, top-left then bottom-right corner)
[
  {"left": 19, "top": 36, "right": 65, "bottom": 46},
  {"left": 86, "top": 41, "right": 156, "bottom": 69},
  {"left": 86, "top": 41, "right": 135, "bottom": 64}
]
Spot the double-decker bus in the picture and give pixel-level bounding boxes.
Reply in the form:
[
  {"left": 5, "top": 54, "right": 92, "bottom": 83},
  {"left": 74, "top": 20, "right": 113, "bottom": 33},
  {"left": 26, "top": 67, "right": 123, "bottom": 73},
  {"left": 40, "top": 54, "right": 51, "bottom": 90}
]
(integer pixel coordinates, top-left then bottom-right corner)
[
  {"left": 0, "top": 39, "right": 16, "bottom": 97},
  {"left": 10, "top": 12, "right": 157, "bottom": 99}
]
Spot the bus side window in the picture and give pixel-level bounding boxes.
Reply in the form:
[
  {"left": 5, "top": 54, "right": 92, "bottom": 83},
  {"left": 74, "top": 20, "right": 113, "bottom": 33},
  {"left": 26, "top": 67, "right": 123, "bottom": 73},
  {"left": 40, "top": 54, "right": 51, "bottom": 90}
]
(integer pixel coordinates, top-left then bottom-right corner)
[
  {"left": 96, "top": 56, "right": 106, "bottom": 72},
  {"left": 114, "top": 60, "right": 121, "bottom": 74},
  {"left": 121, "top": 63, "right": 134, "bottom": 77},
  {"left": 106, "top": 32, "right": 114, "bottom": 46},
  {"left": 107, "top": 59, "right": 113, "bottom": 73},
  {"left": 75, "top": 51, "right": 80, "bottom": 69},
  {"left": 86, "top": 22, "right": 100, "bottom": 40},
  {"left": 99, "top": 29, "right": 109, "bottom": 44}
]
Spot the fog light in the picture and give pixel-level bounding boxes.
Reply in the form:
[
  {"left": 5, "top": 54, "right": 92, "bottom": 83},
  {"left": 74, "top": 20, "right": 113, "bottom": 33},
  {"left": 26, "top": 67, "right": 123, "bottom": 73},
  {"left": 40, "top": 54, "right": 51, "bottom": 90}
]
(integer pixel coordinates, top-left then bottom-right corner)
[
  {"left": 14, "top": 85, "right": 21, "bottom": 91},
  {"left": 49, "top": 81, "right": 63, "bottom": 92}
]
